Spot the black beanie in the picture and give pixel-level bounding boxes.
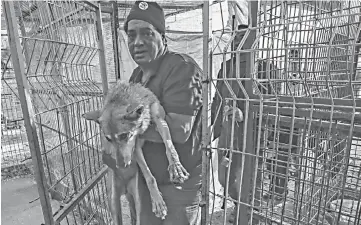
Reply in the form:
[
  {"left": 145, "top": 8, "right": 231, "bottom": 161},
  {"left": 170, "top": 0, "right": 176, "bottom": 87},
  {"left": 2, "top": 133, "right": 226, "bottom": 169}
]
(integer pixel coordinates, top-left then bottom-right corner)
[{"left": 124, "top": 1, "right": 165, "bottom": 34}]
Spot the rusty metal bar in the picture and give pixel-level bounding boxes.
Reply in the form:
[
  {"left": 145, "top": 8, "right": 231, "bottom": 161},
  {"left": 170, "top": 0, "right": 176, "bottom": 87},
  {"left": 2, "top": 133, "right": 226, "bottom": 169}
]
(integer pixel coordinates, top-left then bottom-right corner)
[
  {"left": 165, "top": 4, "right": 203, "bottom": 18},
  {"left": 3, "top": 1, "right": 55, "bottom": 225},
  {"left": 54, "top": 166, "right": 108, "bottom": 224},
  {"left": 207, "top": 1, "right": 361, "bottom": 224},
  {"left": 111, "top": 1, "right": 121, "bottom": 80},
  {"left": 211, "top": 42, "right": 361, "bottom": 55},
  {"left": 95, "top": 2, "right": 108, "bottom": 95},
  {"left": 19, "top": 36, "right": 99, "bottom": 50},
  {"left": 234, "top": 0, "right": 259, "bottom": 224},
  {"left": 221, "top": 15, "right": 237, "bottom": 225},
  {"left": 262, "top": 113, "right": 361, "bottom": 137},
  {"left": 116, "top": 2, "right": 202, "bottom": 10},
  {"left": 201, "top": 1, "right": 211, "bottom": 224},
  {"left": 271, "top": 96, "right": 361, "bottom": 109},
  {"left": 33, "top": 7, "right": 85, "bottom": 36},
  {"left": 254, "top": 105, "right": 361, "bottom": 123},
  {"left": 220, "top": 94, "right": 361, "bottom": 109},
  {"left": 45, "top": 1, "right": 80, "bottom": 195},
  {"left": 17, "top": 3, "right": 31, "bottom": 67},
  {"left": 82, "top": 1, "right": 99, "bottom": 9}
]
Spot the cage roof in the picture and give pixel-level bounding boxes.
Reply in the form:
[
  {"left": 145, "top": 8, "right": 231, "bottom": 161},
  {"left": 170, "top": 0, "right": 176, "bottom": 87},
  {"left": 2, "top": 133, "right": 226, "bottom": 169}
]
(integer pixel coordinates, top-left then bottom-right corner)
[
  {"left": 99, "top": 0, "right": 214, "bottom": 21},
  {"left": 104, "top": 0, "right": 206, "bottom": 9}
]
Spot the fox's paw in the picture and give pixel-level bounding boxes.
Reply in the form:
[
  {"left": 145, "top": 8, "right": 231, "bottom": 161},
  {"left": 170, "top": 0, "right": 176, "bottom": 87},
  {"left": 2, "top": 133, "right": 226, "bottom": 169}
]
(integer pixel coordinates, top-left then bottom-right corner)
[
  {"left": 151, "top": 193, "right": 167, "bottom": 220},
  {"left": 168, "top": 163, "right": 190, "bottom": 184}
]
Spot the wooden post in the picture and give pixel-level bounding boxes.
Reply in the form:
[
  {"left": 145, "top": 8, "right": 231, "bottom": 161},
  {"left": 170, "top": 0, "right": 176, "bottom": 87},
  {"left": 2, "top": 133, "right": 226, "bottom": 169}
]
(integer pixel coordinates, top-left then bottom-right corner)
[
  {"left": 3, "top": 1, "right": 55, "bottom": 225},
  {"left": 95, "top": 3, "right": 109, "bottom": 95},
  {"left": 234, "top": 1, "right": 259, "bottom": 225},
  {"left": 201, "top": 1, "right": 211, "bottom": 225}
]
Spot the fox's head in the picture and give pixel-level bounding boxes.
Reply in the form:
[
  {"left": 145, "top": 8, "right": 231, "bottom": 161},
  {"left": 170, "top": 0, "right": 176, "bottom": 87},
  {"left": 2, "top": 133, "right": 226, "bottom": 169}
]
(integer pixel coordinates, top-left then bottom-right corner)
[{"left": 82, "top": 102, "right": 151, "bottom": 167}]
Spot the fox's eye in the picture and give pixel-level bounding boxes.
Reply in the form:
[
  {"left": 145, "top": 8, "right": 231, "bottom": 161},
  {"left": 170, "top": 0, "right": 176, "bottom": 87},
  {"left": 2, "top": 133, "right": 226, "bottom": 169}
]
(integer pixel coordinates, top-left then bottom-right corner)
[{"left": 117, "top": 133, "right": 129, "bottom": 141}]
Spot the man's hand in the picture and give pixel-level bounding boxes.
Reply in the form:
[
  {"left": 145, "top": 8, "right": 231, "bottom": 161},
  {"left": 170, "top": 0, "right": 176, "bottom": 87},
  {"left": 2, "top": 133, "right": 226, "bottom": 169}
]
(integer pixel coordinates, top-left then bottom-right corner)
[{"left": 223, "top": 106, "right": 243, "bottom": 122}]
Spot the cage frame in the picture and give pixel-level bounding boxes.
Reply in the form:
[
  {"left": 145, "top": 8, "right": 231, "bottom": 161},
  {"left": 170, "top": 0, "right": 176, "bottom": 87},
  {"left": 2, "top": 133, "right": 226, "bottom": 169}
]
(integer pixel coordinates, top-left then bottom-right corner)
[{"left": 3, "top": 0, "right": 361, "bottom": 225}]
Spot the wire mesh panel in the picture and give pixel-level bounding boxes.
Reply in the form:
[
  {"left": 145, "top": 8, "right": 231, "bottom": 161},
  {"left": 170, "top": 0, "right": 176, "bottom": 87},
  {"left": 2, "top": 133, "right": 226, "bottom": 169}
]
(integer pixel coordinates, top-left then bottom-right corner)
[
  {"left": 5, "top": 1, "right": 112, "bottom": 224},
  {"left": 1, "top": 31, "right": 31, "bottom": 178},
  {"left": 209, "top": 1, "right": 361, "bottom": 225}
]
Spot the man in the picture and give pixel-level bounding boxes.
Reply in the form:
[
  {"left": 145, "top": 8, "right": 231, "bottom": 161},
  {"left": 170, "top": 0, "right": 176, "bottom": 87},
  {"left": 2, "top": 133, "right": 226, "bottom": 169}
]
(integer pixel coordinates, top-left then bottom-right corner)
[
  {"left": 211, "top": 25, "right": 246, "bottom": 204},
  {"left": 123, "top": 2, "right": 203, "bottom": 225},
  {"left": 211, "top": 25, "right": 282, "bottom": 222}
]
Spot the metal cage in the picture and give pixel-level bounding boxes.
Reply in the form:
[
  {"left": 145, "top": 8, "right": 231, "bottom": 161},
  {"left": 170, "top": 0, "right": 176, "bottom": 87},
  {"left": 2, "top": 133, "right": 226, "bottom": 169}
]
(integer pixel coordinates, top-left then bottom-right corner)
[
  {"left": 3, "top": 1, "right": 112, "bottom": 224},
  {"left": 3, "top": 0, "right": 361, "bottom": 225},
  {"left": 1, "top": 35, "right": 30, "bottom": 177},
  {"left": 207, "top": 1, "right": 361, "bottom": 225}
]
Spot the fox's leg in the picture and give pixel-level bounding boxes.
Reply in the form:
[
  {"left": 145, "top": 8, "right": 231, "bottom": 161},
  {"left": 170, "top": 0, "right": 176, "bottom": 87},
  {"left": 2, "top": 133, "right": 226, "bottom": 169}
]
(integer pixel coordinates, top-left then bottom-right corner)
[
  {"left": 127, "top": 172, "right": 141, "bottom": 225},
  {"left": 108, "top": 169, "right": 124, "bottom": 225},
  {"left": 134, "top": 138, "right": 167, "bottom": 219},
  {"left": 150, "top": 102, "right": 189, "bottom": 184}
]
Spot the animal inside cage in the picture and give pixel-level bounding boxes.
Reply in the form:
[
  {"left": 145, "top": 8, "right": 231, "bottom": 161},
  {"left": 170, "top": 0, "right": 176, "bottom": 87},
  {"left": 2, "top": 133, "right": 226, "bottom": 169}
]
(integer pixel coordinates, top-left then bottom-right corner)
[{"left": 209, "top": 1, "right": 361, "bottom": 225}]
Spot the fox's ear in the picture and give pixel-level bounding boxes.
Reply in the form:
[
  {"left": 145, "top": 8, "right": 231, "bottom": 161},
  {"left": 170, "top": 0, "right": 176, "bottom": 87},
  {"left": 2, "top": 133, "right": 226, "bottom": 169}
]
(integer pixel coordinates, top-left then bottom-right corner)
[
  {"left": 124, "top": 105, "right": 144, "bottom": 121},
  {"left": 82, "top": 110, "right": 101, "bottom": 123}
]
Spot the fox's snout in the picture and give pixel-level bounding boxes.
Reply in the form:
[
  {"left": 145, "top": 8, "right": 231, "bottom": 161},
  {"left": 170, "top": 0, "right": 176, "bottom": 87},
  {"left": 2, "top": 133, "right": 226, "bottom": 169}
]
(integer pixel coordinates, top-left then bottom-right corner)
[
  {"left": 120, "top": 142, "right": 135, "bottom": 167},
  {"left": 123, "top": 154, "right": 132, "bottom": 167}
]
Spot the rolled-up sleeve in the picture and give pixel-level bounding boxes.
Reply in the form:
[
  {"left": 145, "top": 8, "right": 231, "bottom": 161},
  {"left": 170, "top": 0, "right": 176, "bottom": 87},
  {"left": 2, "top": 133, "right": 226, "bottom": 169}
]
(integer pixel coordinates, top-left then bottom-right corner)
[{"left": 162, "top": 61, "right": 203, "bottom": 116}]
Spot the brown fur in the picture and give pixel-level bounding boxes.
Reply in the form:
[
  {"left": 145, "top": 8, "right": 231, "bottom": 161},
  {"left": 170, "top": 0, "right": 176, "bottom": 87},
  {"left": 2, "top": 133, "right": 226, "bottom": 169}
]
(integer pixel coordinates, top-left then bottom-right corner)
[{"left": 83, "top": 81, "right": 189, "bottom": 225}]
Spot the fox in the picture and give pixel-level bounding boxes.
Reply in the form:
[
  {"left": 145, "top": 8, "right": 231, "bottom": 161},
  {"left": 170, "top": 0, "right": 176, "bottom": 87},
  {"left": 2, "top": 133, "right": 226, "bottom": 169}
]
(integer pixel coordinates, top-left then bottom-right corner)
[{"left": 82, "top": 80, "right": 190, "bottom": 225}]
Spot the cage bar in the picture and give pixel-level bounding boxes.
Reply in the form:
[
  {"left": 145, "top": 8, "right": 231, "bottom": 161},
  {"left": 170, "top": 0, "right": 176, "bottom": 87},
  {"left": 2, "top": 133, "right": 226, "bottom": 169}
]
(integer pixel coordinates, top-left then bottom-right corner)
[
  {"left": 3, "top": 1, "right": 55, "bottom": 224},
  {"left": 208, "top": 1, "right": 361, "bottom": 225}
]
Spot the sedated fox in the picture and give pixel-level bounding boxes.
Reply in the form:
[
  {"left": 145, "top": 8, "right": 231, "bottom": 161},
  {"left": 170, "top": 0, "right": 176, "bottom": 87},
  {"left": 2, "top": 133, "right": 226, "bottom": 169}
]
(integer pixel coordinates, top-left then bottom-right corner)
[{"left": 83, "top": 80, "right": 189, "bottom": 225}]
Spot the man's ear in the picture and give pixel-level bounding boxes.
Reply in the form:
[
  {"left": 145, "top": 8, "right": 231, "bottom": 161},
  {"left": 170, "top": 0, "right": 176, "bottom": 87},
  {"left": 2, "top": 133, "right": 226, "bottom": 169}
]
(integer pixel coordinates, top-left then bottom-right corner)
[
  {"left": 82, "top": 110, "right": 101, "bottom": 123},
  {"left": 124, "top": 105, "right": 144, "bottom": 120}
]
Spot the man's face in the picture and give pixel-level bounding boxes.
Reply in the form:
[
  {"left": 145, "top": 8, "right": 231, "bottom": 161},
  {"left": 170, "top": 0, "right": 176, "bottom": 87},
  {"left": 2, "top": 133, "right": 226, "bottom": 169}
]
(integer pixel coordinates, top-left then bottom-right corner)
[{"left": 127, "top": 20, "right": 164, "bottom": 65}]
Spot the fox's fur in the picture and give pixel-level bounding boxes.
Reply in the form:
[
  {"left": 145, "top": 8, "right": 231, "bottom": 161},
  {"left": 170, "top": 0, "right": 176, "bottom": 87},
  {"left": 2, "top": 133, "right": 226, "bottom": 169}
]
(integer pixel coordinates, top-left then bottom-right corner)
[
  {"left": 103, "top": 81, "right": 156, "bottom": 133},
  {"left": 83, "top": 81, "right": 189, "bottom": 225}
]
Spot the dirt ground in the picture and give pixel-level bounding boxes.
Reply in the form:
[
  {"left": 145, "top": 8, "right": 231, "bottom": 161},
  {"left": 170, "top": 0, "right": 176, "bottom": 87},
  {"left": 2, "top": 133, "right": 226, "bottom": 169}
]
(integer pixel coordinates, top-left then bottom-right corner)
[
  {"left": 1, "top": 140, "right": 359, "bottom": 225},
  {"left": 0, "top": 176, "right": 229, "bottom": 225},
  {"left": 1, "top": 176, "right": 61, "bottom": 225},
  {"left": 0, "top": 177, "right": 225, "bottom": 225}
]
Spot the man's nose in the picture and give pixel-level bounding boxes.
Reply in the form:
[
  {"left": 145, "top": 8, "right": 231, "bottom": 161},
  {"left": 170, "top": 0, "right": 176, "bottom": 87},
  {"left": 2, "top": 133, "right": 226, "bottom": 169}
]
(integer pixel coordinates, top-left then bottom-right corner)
[{"left": 134, "top": 34, "right": 144, "bottom": 46}]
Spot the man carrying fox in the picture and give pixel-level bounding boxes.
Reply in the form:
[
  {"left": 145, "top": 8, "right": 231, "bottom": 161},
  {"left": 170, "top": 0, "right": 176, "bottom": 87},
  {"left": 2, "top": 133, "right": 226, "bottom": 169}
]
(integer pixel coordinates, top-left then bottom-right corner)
[{"left": 83, "top": 1, "right": 204, "bottom": 225}]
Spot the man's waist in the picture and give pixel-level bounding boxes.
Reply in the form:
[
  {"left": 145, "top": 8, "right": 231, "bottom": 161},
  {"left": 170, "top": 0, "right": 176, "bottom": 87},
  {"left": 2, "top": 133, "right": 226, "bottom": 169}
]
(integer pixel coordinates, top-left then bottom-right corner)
[
  {"left": 159, "top": 182, "right": 202, "bottom": 206},
  {"left": 166, "top": 163, "right": 201, "bottom": 185}
]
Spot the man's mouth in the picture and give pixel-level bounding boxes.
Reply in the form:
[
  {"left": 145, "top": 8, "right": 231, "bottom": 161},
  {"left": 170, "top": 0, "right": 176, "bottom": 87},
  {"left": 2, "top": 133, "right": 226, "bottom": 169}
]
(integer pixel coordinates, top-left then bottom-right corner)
[{"left": 134, "top": 50, "right": 147, "bottom": 56}]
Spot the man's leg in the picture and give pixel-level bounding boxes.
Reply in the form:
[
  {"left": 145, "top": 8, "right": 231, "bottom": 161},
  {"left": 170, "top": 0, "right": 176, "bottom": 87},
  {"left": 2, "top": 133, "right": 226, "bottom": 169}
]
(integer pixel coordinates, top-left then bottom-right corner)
[
  {"left": 128, "top": 173, "right": 201, "bottom": 225},
  {"left": 160, "top": 184, "right": 201, "bottom": 225},
  {"left": 162, "top": 203, "right": 201, "bottom": 225}
]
